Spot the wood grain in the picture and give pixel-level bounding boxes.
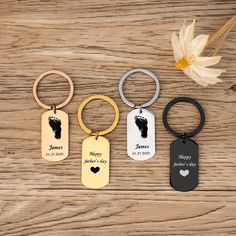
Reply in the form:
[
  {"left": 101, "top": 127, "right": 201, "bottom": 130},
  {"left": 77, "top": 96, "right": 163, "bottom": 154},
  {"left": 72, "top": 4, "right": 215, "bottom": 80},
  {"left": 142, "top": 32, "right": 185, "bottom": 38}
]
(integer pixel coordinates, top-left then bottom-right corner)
[{"left": 0, "top": 0, "right": 236, "bottom": 235}]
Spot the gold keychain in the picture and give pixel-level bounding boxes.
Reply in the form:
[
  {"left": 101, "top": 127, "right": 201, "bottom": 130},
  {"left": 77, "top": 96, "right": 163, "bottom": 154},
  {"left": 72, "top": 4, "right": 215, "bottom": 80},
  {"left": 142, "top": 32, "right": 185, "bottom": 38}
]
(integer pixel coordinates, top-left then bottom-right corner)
[
  {"left": 77, "top": 95, "right": 119, "bottom": 189},
  {"left": 33, "top": 70, "right": 74, "bottom": 161}
]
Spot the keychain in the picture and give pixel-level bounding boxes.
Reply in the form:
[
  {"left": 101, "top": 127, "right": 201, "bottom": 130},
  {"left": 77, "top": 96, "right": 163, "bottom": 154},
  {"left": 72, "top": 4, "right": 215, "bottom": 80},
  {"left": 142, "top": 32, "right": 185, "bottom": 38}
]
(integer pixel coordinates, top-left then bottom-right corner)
[
  {"left": 77, "top": 95, "right": 119, "bottom": 189},
  {"left": 163, "top": 97, "right": 205, "bottom": 191},
  {"left": 33, "top": 70, "right": 74, "bottom": 161},
  {"left": 119, "top": 68, "right": 160, "bottom": 160}
]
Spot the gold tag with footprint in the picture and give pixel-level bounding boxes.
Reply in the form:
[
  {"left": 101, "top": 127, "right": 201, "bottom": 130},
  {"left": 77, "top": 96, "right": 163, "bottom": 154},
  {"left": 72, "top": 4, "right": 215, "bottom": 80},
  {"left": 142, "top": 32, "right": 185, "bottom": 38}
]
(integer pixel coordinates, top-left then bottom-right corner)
[
  {"left": 33, "top": 70, "right": 74, "bottom": 161},
  {"left": 77, "top": 95, "right": 119, "bottom": 189}
]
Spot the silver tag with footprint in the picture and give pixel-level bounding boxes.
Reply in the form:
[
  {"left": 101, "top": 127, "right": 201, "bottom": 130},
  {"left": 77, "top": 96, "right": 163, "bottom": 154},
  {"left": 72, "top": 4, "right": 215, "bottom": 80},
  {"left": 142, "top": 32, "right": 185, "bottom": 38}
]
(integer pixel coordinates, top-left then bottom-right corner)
[
  {"left": 127, "top": 108, "right": 155, "bottom": 160},
  {"left": 119, "top": 68, "right": 160, "bottom": 160}
]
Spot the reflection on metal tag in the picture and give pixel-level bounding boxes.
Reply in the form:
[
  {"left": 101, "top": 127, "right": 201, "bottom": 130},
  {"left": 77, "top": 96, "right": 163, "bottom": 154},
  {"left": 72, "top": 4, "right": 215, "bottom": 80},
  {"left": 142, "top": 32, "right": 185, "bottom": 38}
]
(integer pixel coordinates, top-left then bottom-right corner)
[
  {"left": 81, "top": 136, "right": 110, "bottom": 189},
  {"left": 41, "top": 110, "right": 69, "bottom": 161},
  {"left": 170, "top": 139, "right": 198, "bottom": 191},
  {"left": 127, "top": 108, "right": 155, "bottom": 160}
]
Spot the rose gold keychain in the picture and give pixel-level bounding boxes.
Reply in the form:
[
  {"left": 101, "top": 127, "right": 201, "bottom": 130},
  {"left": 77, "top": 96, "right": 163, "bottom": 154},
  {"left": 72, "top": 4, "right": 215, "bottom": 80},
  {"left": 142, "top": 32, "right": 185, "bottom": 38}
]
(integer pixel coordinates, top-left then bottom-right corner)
[{"left": 33, "top": 70, "right": 74, "bottom": 161}]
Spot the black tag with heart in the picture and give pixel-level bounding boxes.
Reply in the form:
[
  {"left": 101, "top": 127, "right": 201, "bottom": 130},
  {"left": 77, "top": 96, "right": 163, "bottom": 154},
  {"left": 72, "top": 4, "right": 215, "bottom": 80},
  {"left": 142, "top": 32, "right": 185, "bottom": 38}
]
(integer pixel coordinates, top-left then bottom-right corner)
[
  {"left": 90, "top": 166, "right": 100, "bottom": 174},
  {"left": 170, "top": 138, "right": 198, "bottom": 191},
  {"left": 163, "top": 97, "right": 205, "bottom": 192}
]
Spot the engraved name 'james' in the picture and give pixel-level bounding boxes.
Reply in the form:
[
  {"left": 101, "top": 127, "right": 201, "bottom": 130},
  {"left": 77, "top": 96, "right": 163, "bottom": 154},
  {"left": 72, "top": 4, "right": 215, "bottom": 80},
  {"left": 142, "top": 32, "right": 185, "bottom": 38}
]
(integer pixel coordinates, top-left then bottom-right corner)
[
  {"left": 49, "top": 145, "right": 63, "bottom": 151},
  {"left": 135, "top": 144, "right": 150, "bottom": 150},
  {"left": 89, "top": 151, "right": 102, "bottom": 157}
]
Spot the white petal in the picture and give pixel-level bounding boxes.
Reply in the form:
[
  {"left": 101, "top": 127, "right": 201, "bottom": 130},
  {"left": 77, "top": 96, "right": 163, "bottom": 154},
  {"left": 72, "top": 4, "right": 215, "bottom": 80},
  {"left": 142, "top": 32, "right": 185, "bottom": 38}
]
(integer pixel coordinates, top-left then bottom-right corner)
[
  {"left": 204, "top": 77, "right": 222, "bottom": 84},
  {"left": 189, "top": 34, "right": 209, "bottom": 57},
  {"left": 184, "top": 67, "right": 209, "bottom": 87},
  {"left": 180, "top": 19, "right": 195, "bottom": 56},
  {"left": 191, "top": 65, "right": 225, "bottom": 78},
  {"left": 179, "top": 20, "right": 186, "bottom": 54},
  {"left": 191, "top": 70, "right": 222, "bottom": 87},
  {"left": 194, "top": 56, "right": 222, "bottom": 67},
  {"left": 190, "top": 66, "right": 223, "bottom": 86},
  {"left": 184, "top": 19, "right": 195, "bottom": 58},
  {"left": 171, "top": 32, "right": 184, "bottom": 60},
  {"left": 179, "top": 21, "right": 186, "bottom": 40},
  {"left": 185, "top": 19, "right": 195, "bottom": 42}
]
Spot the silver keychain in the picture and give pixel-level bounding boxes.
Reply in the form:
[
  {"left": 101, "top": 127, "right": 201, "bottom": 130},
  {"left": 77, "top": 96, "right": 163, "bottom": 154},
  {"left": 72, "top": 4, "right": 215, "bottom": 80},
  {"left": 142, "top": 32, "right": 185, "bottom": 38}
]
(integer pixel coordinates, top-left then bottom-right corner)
[{"left": 119, "top": 68, "right": 160, "bottom": 160}]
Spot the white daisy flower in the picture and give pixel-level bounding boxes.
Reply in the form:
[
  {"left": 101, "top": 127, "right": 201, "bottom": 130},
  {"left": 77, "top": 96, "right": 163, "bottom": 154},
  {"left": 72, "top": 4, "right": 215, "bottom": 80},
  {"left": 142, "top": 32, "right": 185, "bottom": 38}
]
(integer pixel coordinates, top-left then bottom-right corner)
[{"left": 171, "top": 19, "right": 225, "bottom": 87}]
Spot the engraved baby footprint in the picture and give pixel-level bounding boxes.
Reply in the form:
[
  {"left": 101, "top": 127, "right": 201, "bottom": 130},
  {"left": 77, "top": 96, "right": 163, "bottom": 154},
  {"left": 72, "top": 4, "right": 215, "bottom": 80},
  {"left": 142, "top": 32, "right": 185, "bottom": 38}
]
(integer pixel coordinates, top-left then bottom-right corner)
[
  {"left": 135, "top": 115, "right": 148, "bottom": 138},
  {"left": 48, "top": 116, "right": 61, "bottom": 139}
]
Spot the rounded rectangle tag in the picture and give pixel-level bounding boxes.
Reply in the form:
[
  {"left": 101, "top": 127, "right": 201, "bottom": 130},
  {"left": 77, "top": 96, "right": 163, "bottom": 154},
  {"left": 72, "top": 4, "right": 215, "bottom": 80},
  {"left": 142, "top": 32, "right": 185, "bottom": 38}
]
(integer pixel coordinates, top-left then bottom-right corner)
[
  {"left": 41, "top": 110, "right": 69, "bottom": 161},
  {"left": 127, "top": 108, "right": 155, "bottom": 160},
  {"left": 170, "top": 139, "right": 198, "bottom": 191},
  {"left": 81, "top": 136, "right": 110, "bottom": 189}
]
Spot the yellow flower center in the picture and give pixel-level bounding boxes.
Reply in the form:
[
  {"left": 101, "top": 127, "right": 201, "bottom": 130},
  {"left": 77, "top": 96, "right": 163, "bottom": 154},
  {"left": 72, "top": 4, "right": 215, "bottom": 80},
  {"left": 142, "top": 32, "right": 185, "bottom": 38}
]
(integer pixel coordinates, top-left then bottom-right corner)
[{"left": 175, "top": 58, "right": 189, "bottom": 69}]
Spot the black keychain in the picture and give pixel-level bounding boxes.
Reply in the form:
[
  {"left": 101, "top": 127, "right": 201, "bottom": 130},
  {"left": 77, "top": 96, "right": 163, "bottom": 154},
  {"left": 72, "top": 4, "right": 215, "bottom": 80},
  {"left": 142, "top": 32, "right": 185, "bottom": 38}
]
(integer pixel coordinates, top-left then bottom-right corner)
[{"left": 163, "top": 97, "right": 205, "bottom": 191}]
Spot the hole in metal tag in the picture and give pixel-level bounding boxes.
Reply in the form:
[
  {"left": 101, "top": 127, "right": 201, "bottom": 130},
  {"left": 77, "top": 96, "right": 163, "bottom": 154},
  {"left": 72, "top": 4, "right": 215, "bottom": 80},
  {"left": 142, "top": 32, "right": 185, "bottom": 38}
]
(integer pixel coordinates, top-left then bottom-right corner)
[
  {"left": 127, "top": 108, "right": 155, "bottom": 160},
  {"left": 41, "top": 110, "right": 69, "bottom": 161},
  {"left": 170, "top": 138, "right": 198, "bottom": 191},
  {"left": 81, "top": 136, "right": 110, "bottom": 189}
]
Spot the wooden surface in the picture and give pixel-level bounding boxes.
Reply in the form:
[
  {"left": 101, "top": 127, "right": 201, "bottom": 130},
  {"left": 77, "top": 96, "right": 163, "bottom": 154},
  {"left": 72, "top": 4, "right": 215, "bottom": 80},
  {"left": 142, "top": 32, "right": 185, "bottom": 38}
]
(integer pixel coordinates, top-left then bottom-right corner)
[{"left": 0, "top": 1, "right": 236, "bottom": 235}]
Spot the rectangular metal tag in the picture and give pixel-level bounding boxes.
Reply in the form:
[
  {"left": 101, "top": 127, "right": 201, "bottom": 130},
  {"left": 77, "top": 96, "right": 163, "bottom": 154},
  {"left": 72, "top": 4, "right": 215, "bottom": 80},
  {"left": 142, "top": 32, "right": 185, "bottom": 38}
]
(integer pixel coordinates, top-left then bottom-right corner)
[
  {"left": 81, "top": 136, "right": 110, "bottom": 189},
  {"left": 170, "top": 138, "right": 198, "bottom": 191},
  {"left": 41, "top": 110, "right": 69, "bottom": 161},
  {"left": 127, "top": 108, "right": 155, "bottom": 160}
]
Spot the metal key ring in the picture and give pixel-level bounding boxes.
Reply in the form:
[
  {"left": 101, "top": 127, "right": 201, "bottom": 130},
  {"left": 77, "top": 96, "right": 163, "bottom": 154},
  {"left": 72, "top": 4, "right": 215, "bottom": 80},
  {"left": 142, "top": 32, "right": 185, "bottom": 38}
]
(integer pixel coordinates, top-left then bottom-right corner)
[
  {"left": 77, "top": 95, "right": 119, "bottom": 136},
  {"left": 33, "top": 70, "right": 74, "bottom": 110},
  {"left": 119, "top": 68, "right": 160, "bottom": 108},
  {"left": 163, "top": 97, "right": 205, "bottom": 139}
]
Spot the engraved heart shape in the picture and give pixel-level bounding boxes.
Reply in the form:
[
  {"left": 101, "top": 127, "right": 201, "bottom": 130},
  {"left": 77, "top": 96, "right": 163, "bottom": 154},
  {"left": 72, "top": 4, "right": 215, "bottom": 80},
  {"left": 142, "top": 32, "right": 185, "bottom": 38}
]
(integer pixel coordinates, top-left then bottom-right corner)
[
  {"left": 90, "top": 166, "right": 100, "bottom": 173},
  {"left": 179, "top": 169, "right": 189, "bottom": 177}
]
